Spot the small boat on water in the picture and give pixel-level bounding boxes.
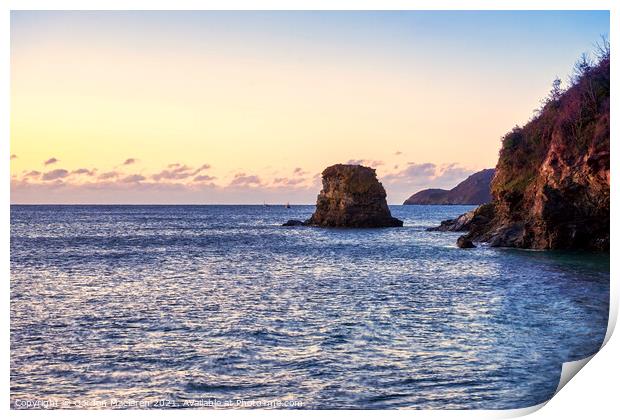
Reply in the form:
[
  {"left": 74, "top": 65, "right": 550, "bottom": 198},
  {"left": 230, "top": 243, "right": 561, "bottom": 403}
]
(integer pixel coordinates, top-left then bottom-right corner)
[{"left": 285, "top": 202, "right": 291, "bottom": 209}]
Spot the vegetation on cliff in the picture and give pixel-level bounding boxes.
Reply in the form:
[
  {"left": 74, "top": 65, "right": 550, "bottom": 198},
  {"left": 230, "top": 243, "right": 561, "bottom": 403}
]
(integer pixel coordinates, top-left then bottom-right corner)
[{"left": 446, "top": 40, "right": 610, "bottom": 250}]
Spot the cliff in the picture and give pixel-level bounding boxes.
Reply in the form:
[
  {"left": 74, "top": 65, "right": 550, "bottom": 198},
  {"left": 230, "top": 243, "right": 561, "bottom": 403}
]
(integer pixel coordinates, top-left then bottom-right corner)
[
  {"left": 455, "top": 53, "right": 609, "bottom": 250},
  {"left": 403, "top": 169, "right": 495, "bottom": 205},
  {"left": 305, "top": 164, "right": 403, "bottom": 228}
]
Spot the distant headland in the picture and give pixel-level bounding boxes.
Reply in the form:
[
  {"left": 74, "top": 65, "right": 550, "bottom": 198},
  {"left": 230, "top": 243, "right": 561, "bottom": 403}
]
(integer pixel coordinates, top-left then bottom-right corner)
[{"left": 403, "top": 169, "right": 495, "bottom": 205}]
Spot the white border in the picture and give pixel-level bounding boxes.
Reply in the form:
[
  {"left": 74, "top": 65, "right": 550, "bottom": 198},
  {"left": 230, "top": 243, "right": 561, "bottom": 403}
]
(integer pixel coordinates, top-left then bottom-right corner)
[
  {"left": 1, "top": 1, "right": 616, "bottom": 419},
  {"left": 0, "top": 0, "right": 616, "bottom": 11}
]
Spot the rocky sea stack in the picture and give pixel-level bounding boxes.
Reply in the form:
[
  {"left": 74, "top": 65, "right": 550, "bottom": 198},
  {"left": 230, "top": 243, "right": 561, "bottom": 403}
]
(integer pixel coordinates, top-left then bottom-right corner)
[
  {"left": 305, "top": 164, "right": 403, "bottom": 228},
  {"left": 435, "top": 51, "right": 609, "bottom": 250}
]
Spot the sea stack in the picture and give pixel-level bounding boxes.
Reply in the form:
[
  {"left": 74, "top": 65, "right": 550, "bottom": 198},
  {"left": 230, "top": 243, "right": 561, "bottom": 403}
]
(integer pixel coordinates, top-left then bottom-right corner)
[{"left": 306, "top": 164, "right": 403, "bottom": 228}]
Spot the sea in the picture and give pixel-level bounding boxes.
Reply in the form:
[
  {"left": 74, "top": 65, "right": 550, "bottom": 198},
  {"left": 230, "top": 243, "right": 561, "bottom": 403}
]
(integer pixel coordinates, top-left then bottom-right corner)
[{"left": 10, "top": 205, "right": 610, "bottom": 409}]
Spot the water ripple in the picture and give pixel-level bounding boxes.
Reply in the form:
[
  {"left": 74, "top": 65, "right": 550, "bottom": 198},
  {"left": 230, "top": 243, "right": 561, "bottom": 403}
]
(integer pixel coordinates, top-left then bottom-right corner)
[{"left": 10, "top": 205, "right": 609, "bottom": 409}]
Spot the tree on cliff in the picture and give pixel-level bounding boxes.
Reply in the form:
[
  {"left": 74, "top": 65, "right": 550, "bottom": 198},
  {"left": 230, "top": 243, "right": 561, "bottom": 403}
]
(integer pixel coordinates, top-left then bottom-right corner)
[{"left": 451, "top": 41, "right": 610, "bottom": 250}]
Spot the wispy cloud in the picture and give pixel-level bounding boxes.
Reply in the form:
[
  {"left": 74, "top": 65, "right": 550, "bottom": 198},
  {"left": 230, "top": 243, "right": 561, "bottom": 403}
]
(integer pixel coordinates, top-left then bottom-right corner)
[
  {"left": 193, "top": 164, "right": 211, "bottom": 174},
  {"left": 380, "top": 162, "right": 475, "bottom": 202},
  {"left": 346, "top": 159, "right": 384, "bottom": 167},
  {"left": 272, "top": 177, "right": 306, "bottom": 186},
  {"left": 229, "top": 173, "right": 262, "bottom": 187},
  {"left": 152, "top": 165, "right": 193, "bottom": 181},
  {"left": 44, "top": 157, "right": 59, "bottom": 166},
  {"left": 98, "top": 171, "right": 119, "bottom": 180},
  {"left": 123, "top": 158, "right": 137, "bottom": 166},
  {"left": 14, "top": 159, "right": 471, "bottom": 204},
  {"left": 42, "top": 168, "right": 69, "bottom": 180},
  {"left": 23, "top": 170, "right": 41, "bottom": 178},
  {"left": 15, "top": 161, "right": 219, "bottom": 189},
  {"left": 194, "top": 174, "right": 216, "bottom": 183},
  {"left": 121, "top": 174, "right": 146, "bottom": 183},
  {"left": 384, "top": 162, "right": 436, "bottom": 180},
  {"left": 72, "top": 168, "right": 96, "bottom": 176}
]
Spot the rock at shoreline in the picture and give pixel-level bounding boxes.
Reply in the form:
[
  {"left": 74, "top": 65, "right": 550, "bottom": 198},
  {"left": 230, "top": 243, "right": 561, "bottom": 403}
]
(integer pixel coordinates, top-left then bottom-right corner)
[
  {"left": 429, "top": 55, "right": 609, "bottom": 251},
  {"left": 282, "top": 219, "right": 305, "bottom": 226},
  {"left": 428, "top": 203, "right": 494, "bottom": 233},
  {"left": 475, "top": 56, "right": 609, "bottom": 250},
  {"left": 306, "top": 164, "right": 403, "bottom": 228},
  {"left": 456, "top": 236, "right": 475, "bottom": 248},
  {"left": 427, "top": 210, "right": 475, "bottom": 232}
]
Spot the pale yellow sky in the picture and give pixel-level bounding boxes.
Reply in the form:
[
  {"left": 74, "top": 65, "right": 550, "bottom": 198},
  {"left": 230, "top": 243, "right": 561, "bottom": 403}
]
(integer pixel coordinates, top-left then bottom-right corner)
[{"left": 10, "top": 11, "right": 609, "bottom": 203}]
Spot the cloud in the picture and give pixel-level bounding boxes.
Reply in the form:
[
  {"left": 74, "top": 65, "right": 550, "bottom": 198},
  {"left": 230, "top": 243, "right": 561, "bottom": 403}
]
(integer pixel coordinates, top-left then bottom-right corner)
[
  {"left": 72, "top": 168, "right": 96, "bottom": 176},
  {"left": 11, "top": 161, "right": 350, "bottom": 204},
  {"left": 24, "top": 170, "right": 41, "bottom": 178},
  {"left": 346, "top": 159, "right": 384, "bottom": 168},
  {"left": 435, "top": 163, "right": 473, "bottom": 184},
  {"left": 394, "top": 151, "right": 402, "bottom": 156},
  {"left": 229, "top": 173, "right": 262, "bottom": 187},
  {"left": 152, "top": 163, "right": 213, "bottom": 181},
  {"left": 11, "top": 178, "right": 319, "bottom": 205},
  {"left": 98, "top": 171, "right": 119, "bottom": 180},
  {"left": 193, "top": 174, "right": 216, "bottom": 183},
  {"left": 380, "top": 162, "right": 475, "bottom": 202},
  {"left": 42, "top": 169, "right": 69, "bottom": 180},
  {"left": 192, "top": 164, "right": 211, "bottom": 174},
  {"left": 121, "top": 174, "right": 146, "bottom": 183},
  {"left": 396, "top": 162, "right": 436, "bottom": 178},
  {"left": 272, "top": 177, "right": 306, "bottom": 186},
  {"left": 44, "top": 157, "right": 59, "bottom": 166},
  {"left": 152, "top": 165, "right": 192, "bottom": 181},
  {"left": 11, "top": 161, "right": 326, "bottom": 203},
  {"left": 123, "top": 158, "right": 137, "bottom": 165},
  {"left": 10, "top": 154, "right": 17, "bottom": 160},
  {"left": 16, "top": 161, "right": 216, "bottom": 189}
]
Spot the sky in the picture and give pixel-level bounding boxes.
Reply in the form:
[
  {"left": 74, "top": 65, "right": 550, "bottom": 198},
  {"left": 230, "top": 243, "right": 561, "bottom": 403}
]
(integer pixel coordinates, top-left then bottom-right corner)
[{"left": 10, "top": 10, "right": 609, "bottom": 204}]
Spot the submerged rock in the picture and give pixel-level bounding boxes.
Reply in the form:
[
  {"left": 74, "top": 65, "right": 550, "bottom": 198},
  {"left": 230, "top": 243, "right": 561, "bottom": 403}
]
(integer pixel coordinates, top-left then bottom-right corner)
[
  {"left": 427, "top": 210, "right": 475, "bottom": 232},
  {"left": 456, "top": 236, "right": 475, "bottom": 249},
  {"left": 428, "top": 202, "right": 494, "bottom": 234},
  {"left": 306, "top": 164, "right": 403, "bottom": 228},
  {"left": 282, "top": 219, "right": 305, "bottom": 226}
]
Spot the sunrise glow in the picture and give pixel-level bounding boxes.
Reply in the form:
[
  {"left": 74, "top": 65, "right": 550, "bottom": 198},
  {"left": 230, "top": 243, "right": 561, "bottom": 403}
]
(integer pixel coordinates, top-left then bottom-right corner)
[{"left": 10, "top": 11, "right": 609, "bottom": 203}]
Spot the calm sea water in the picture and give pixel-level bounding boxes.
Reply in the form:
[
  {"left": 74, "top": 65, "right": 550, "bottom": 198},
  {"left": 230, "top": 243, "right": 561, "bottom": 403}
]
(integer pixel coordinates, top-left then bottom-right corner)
[{"left": 10, "top": 205, "right": 609, "bottom": 409}]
